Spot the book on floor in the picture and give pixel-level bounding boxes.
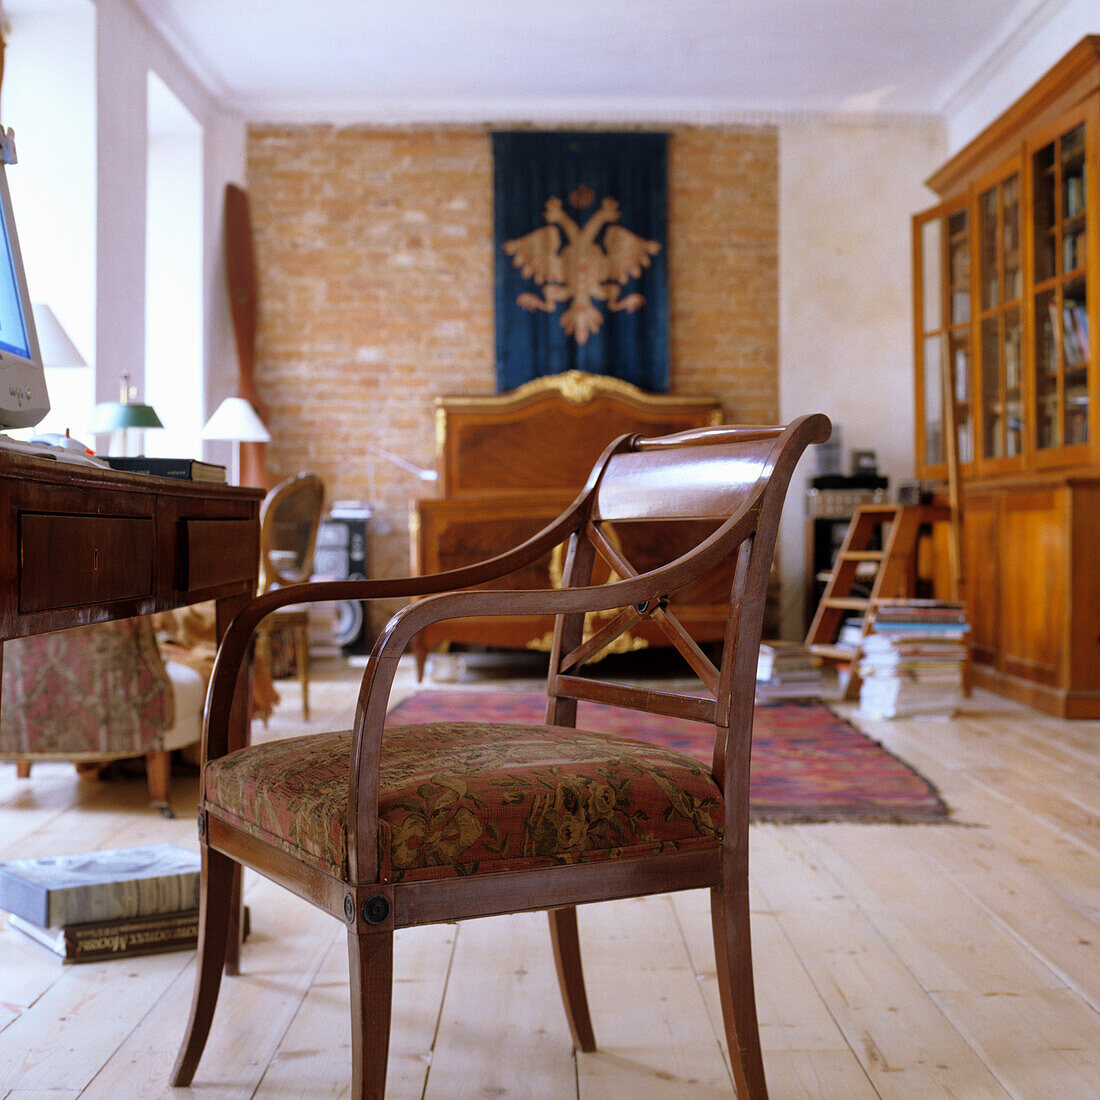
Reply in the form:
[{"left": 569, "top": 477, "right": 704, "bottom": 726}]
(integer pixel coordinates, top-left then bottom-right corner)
[
  {"left": 0, "top": 843, "right": 200, "bottom": 929},
  {"left": 8, "top": 908, "right": 200, "bottom": 963},
  {"left": 756, "top": 639, "right": 823, "bottom": 699}
]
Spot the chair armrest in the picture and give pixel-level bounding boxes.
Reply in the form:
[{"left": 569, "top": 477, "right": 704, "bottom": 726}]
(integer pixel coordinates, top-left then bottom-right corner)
[
  {"left": 373, "top": 503, "right": 760, "bottom": 661},
  {"left": 200, "top": 491, "right": 597, "bottom": 759}
]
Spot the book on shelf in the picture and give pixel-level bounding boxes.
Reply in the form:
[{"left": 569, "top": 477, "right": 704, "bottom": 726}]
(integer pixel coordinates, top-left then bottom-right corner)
[
  {"left": 0, "top": 843, "right": 200, "bottom": 929},
  {"left": 8, "top": 908, "right": 199, "bottom": 963},
  {"left": 104, "top": 456, "right": 226, "bottom": 482}
]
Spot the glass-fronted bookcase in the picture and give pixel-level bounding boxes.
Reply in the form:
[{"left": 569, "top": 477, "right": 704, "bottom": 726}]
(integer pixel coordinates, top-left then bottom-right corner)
[{"left": 912, "top": 37, "right": 1100, "bottom": 717}]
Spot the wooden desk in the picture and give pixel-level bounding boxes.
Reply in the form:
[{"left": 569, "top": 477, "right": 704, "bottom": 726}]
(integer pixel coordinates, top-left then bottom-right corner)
[
  {"left": 0, "top": 453, "right": 262, "bottom": 643},
  {"left": 0, "top": 452, "right": 263, "bottom": 969},
  {"left": 0, "top": 452, "right": 263, "bottom": 776}
]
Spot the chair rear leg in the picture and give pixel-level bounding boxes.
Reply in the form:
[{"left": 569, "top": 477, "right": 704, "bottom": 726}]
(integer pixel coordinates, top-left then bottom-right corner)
[
  {"left": 549, "top": 906, "right": 596, "bottom": 1052},
  {"left": 294, "top": 624, "right": 311, "bottom": 719},
  {"left": 170, "top": 845, "right": 236, "bottom": 1087},
  {"left": 710, "top": 884, "right": 767, "bottom": 1098},
  {"left": 145, "top": 749, "right": 173, "bottom": 816},
  {"left": 349, "top": 929, "right": 394, "bottom": 1100}
]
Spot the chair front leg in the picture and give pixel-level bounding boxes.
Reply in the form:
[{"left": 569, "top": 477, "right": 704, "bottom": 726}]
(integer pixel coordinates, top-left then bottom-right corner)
[
  {"left": 170, "top": 844, "right": 237, "bottom": 1087},
  {"left": 549, "top": 906, "right": 596, "bottom": 1052},
  {"left": 710, "top": 883, "right": 767, "bottom": 1098},
  {"left": 349, "top": 928, "right": 394, "bottom": 1100}
]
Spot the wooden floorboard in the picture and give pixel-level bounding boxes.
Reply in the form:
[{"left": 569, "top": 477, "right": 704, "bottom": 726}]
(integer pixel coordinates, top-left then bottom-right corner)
[{"left": 1, "top": 657, "right": 1099, "bottom": 1097}]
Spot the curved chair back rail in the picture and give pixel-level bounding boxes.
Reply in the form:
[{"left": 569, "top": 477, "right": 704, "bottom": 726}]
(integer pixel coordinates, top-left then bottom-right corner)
[{"left": 172, "top": 414, "right": 830, "bottom": 1100}]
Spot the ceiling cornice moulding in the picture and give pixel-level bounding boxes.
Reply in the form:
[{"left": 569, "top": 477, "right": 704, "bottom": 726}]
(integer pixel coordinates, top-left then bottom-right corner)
[{"left": 238, "top": 97, "right": 940, "bottom": 132}]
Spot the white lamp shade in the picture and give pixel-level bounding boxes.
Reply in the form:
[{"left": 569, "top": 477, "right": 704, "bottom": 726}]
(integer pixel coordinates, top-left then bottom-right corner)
[
  {"left": 201, "top": 397, "right": 270, "bottom": 442},
  {"left": 32, "top": 303, "right": 87, "bottom": 369}
]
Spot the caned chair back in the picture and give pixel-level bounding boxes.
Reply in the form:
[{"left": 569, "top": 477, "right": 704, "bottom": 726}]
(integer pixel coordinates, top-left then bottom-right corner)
[{"left": 259, "top": 472, "right": 325, "bottom": 591}]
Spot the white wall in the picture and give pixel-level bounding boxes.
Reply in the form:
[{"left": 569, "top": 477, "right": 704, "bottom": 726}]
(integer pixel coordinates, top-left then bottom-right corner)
[
  {"left": 92, "top": 0, "right": 246, "bottom": 455},
  {"left": 3, "top": 1, "right": 97, "bottom": 438},
  {"left": 776, "top": 118, "right": 947, "bottom": 638},
  {"left": 145, "top": 72, "right": 204, "bottom": 458}
]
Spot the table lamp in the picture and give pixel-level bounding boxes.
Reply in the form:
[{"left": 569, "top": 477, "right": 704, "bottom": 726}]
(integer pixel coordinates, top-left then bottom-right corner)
[
  {"left": 32, "top": 303, "right": 87, "bottom": 370},
  {"left": 201, "top": 396, "right": 270, "bottom": 485},
  {"left": 89, "top": 374, "right": 164, "bottom": 456}
]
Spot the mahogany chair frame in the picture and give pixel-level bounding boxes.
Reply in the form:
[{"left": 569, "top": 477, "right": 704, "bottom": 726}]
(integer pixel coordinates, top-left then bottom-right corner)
[{"left": 171, "top": 415, "right": 830, "bottom": 1098}]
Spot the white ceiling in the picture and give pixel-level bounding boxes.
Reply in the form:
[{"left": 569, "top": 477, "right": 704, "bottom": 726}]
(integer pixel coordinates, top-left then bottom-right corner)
[{"left": 128, "top": 0, "right": 1054, "bottom": 125}]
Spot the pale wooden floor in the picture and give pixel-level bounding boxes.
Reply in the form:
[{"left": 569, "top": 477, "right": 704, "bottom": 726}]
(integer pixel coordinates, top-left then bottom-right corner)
[{"left": 1, "top": 654, "right": 1099, "bottom": 1098}]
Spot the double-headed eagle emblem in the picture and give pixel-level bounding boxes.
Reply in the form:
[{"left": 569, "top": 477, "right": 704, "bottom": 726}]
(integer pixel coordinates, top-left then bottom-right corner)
[{"left": 503, "top": 193, "right": 661, "bottom": 345}]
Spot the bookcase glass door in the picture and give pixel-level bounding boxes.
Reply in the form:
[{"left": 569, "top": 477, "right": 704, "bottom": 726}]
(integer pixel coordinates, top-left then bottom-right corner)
[
  {"left": 918, "top": 215, "right": 944, "bottom": 471},
  {"left": 947, "top": 208, "right": 973, "bottom": 465},
  {"left": 977, "top": 169, "right": 1024, "bottom": 464},
  {"left": 914, "top": 200, "right": 971, "bottom": 477},
  {"left": 1031, "top": 119, "right": 1090, "bottom": 455}
]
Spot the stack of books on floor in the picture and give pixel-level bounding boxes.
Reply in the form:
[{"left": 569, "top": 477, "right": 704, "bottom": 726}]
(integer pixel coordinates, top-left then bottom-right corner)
[
  {"left": 0, "top": 843, "right": 200, "bottom": 963},
  {"left": 756, "top": 640, "right": 823, "bottom": 700},
  {"left": 857, "top": 599, "right": 970, "bottom": 719}
]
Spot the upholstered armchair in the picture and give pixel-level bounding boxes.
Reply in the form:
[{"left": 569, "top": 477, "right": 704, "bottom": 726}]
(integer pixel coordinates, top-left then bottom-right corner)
[{"left": 0, "top": 617, "right": 207, "bottom": 816}]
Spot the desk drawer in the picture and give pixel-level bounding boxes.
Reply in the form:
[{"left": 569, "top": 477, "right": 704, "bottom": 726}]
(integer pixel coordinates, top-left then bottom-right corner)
[
  {"left": 19, "top": 514, "right": 156, "bottom": 612},
  {"left": 181, "top": 518, "right": 257, "bottom": 592}
]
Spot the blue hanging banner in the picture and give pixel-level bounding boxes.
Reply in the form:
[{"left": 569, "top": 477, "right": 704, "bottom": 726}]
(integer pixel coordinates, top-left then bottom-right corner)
[{"left": 493, "top": 131, "right": 669, "bottom": 392}]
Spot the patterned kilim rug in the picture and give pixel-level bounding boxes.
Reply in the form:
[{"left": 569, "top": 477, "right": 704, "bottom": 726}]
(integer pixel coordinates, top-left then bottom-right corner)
[{"left": 385, "top": 691, "right": 948, "bottom": 823}]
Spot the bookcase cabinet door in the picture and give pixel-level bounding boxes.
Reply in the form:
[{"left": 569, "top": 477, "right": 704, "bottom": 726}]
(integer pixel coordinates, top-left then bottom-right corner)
[
  {"left": 961, "top": 491, "right": 1000, "bottom": 669},
  {"left": 998, "top": 487, "right": 1066, "bottom": 687},
  {"left": 964, "top": 477, "right": 1100, "bottom": 716}
]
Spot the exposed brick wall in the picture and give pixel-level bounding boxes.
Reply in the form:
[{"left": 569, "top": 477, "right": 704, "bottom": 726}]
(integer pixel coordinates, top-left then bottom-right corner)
[{"left": 246, "top": 125, "right": 777, "bottom": 632}]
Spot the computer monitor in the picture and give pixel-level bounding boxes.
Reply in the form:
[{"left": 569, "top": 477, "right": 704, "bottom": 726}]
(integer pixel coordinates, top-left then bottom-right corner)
[{"left": 0, "top": 128, "right": 47, "bottom": 429}]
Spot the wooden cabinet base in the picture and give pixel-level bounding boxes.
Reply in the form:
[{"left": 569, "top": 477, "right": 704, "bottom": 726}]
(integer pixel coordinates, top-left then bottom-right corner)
[
  {"left": 970, "top": 663, "right": 1100, "bottom": 719},
  {"left": 961, "top": 473, "right": 1100, "bottom": 719}
]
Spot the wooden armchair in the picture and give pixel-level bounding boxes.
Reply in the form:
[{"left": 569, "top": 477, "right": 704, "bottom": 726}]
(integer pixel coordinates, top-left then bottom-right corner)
[{"left": 171, "top": 415, "right": 830, "bottom": 1098}]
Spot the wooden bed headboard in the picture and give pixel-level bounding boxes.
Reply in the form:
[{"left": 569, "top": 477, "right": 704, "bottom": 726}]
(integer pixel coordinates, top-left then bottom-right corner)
[
  {"left": 433, "top": 370, "right": 723, "bottom": 498},
  {"left": 409, "top": 371, "right": 729, "bottom": 679}
]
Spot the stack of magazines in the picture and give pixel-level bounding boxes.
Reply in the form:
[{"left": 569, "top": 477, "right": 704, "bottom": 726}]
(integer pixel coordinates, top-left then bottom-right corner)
[
  {"left": 857, "top": 600, "right": 969, "bottom": 719},
  {"left": 756, "top": 640, "right": 823, "bottom": 700}
]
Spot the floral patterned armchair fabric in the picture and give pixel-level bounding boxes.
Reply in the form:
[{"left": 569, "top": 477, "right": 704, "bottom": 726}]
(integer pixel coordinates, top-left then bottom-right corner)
[{"left": 0, "top": 616, "right": 207, "bottom": 815}]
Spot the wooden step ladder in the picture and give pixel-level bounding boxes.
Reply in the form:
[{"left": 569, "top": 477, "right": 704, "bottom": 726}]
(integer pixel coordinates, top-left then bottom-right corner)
[{"left": 805, "top": 503, "right": 950, "bottom": 698}]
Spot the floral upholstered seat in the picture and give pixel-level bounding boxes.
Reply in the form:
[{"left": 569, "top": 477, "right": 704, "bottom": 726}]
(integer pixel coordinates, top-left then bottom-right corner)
[{"left": 204, "top": 721, "right": 723, "bottom": 884}]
